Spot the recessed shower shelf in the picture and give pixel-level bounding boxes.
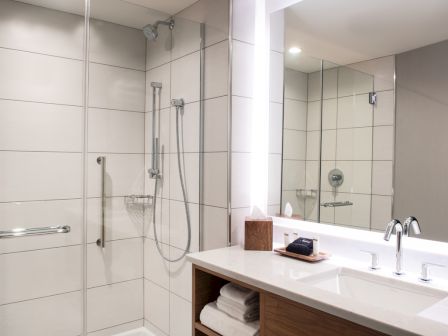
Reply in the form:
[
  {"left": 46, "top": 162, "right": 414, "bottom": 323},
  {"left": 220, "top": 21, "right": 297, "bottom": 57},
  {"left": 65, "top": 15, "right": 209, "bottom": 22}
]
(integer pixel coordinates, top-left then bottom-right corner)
[{"left": 125, "top": 195, "right": 153, "bottom": 207}]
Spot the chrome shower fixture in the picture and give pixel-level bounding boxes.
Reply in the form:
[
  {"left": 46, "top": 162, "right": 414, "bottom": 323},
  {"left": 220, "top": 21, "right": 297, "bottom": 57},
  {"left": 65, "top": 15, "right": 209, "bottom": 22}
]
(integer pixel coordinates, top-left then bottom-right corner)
[
  {"left": 171, "top": 98, "right": 184, "bottom": 108},
  {"left": 150, "top": 82, "right": 162, "bottom": 88},
  {"left": 143, "top": 19, "right": 174, "bottom": 40}
]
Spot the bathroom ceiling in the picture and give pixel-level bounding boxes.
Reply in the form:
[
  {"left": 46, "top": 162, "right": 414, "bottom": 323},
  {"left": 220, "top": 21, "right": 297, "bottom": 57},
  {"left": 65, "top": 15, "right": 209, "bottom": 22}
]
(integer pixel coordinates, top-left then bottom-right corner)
[
  {"left": 123, "top": 0, "right": 198, "bottom": 15},
  {"left": 285, "top": 0, "right": 448, "bottom": 68}
]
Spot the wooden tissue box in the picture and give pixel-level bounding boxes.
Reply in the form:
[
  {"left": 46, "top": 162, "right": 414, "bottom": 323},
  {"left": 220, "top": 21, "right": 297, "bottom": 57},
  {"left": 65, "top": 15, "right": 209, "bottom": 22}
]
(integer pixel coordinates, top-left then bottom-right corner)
[{"left": 244, "top": 217, "right": 273, "bottom": 251}]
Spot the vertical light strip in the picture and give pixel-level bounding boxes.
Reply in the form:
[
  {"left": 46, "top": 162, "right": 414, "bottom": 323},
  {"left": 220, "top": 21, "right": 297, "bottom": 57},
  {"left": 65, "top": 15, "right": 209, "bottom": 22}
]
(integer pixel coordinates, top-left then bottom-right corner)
[{"left": 250, "top": 0, "right": 270, "bottom": 217}]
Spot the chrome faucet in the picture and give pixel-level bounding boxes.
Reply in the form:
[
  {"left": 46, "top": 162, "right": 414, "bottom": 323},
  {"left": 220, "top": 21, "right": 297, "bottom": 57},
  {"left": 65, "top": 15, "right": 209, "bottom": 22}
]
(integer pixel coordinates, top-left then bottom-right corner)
[{"left": 384, "top": 217, "right": 421, "bottom": 275}]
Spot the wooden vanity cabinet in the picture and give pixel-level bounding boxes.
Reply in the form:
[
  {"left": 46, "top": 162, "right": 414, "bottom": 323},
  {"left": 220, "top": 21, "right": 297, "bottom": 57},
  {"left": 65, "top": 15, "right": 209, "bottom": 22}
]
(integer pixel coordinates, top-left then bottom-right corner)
[{"left": 192, "top": 265, "right": 387, "bottom": 336}]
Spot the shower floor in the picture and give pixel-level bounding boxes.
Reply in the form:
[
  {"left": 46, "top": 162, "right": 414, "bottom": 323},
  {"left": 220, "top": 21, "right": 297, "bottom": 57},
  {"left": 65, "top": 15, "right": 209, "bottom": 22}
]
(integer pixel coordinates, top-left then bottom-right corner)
[{"left": 114, "top": 327, "right": 154, "bottom": 336}]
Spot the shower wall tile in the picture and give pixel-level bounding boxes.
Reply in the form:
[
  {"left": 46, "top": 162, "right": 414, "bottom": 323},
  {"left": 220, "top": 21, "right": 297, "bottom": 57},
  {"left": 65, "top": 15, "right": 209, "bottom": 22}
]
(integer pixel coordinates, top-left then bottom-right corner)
[
  {"left": 0, "top": 199, "right": 83, "bottom": 254},
  {"left": 374, "top": 90, "right": 394, "bottom": 126},
  {"left": 373, "top": 125, "right": 394, "bottom": 160},
  {"left": 230, "top": 206, "right": 251, "bottom": 246},
  {"left": 145, "top": 280, "right": 170, "bottom": 335},
  {"left": 171, "top": 51, "right": 201, "bottom": 103},
  {"left": 321, "top": 129, "right": 337, "bottom": 161},
  {"left": 282, "top": 160, "right": 306, "bottom": 191},
  {"left": 337, "top": 94, "right": 373, "bottom": 128},
  {"left": 268, "top": 154, "right": 281, "bottom": 206},
  {"left": 171, "top": 17, "right": 201, "bottom": 60},
  {"left": 88, "top": 320, "right": 144, "bottom": 336},
  {"left": 0, "top": 100, "right": 83, "bottom": 152},
  {"left": 336, "top": 127, "right": 373, "bottom": 161},
  {"left": 371, "top": 195, "right": 393, "bottom": 231},
  {"left": 169, "top": 102, "right": 200, "bottom": 153},
  {"left": 90, "top": 19, "right": 146, "bottom": 70},
  {"left": 145, "top": 108, "right": 171, "bottom": 154},
  {"left": 169, "top": 246, "right": 192, "bottom": 301},
  {"left": 88, "top": 108, "right": 145, "bottom": 153},
  {"left": 283, "top": 129, "right": 306, "bottom": 160},
  {"left": 170, "top": 294, "right": 192, "bottom": 336},
  {"left": 372, "top": 161, "right": 394, "bottom": 196},
  {"left": 146, "top": 63, "right": 171, "bottom": 111},
  {"left": 232, "top": 40, "right": 254, "bottom": 98},
  {"left": 87, "top": 197, "right": 144, "bottom": 243},
  {"left": 146, "top": 27, "right": 172, "bottom": 70},
  {"left": 87, "top": 279, "right": 143, "bottom": 332},
  {"left": 203, "top": 206, "right": 228, "bottom": 250},
  {"left": 144, "top": 197, "right": 170, "bottom": 244},
  {"left": 144, "top": 321, "right": 169, "bottom": 336},
  {"left": 0, "top": 48, "right": 83, "bottom": 105},
  {"left": 232, "top": 95, "right": 253, "bottom": 153},
  {"left": 335, "top": 193, "right": 371, "bottom": 228},
  {"left": 204, "top": 40, "right": 229, "bottom": 99},
  {"left": 0, "top": 0, "right": 84, "bottom": 59},
  {"left": 284, "top": 69, "right": 308, "bottom": 101},
  {"left": 0, "top": 151, "right": 82, "bottom": 202},
  {"left": 270, "top": 51, "right": 284, "bottom": 103},
  {"left": 204, "top": 96, "right": 228, "bottom": 152},
  {"left": 0, "top": 291, "right": 82, "bottom": 336},
  {"left": 306, "top": 101, "right": 321, "bottom": 131},
  {"left": 322, "top": 68, "right": 338, "bottom": 99},
  {"left": 338, "top": 67, "right": 374, "bottom": 97},
  {"left": 169, "top": 200, "right": 199, "bottom": 252},
  {"left": 203, "top": 152, "right": 228, "bottom": 208},
  {"left": 87, "top": 153, "right": 145, "bottom": 198},
  {"left": 89, "top": 63, "right": 145, "bottom": 112},
  {"left": 284, "top": 99, "right": 307, "bottom": 131},
  {"left": 322, "top": 99, "right": 337, "bottom": 130},
  {"left": 337, "top": 161, "right": 372, "bottom": 194},
  {"left": 269, "top": 102, "right": 283, "bottom": 154},
  {"left": 145, "top": 154, "right": 170, "bottom": 199},
  {"left": 144, "top": 238, "right": 170, "bottom": 289},
  {"left": 87, "top": 237, "right": 143, "bottom": 288},
  {"left": 169, "top": 153, "right": 200, "bottom": 203},
  {"left": 0, "top": 246, "right": 82, "bottom": 305},
  {"left": 307, "top": 71, "right": 322, "bottom": 102}
]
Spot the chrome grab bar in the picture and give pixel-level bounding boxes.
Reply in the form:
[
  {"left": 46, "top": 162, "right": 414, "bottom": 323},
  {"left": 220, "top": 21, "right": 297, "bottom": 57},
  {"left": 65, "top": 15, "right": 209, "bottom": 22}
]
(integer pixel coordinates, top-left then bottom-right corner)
[
  {"left": 321, "top": 201, "right": 353, "bottom": 208},
  {"left": 0, "top": 225, "right": 71, "bottom": 239},
  {"left": 97, "top": 156, "right": 106, "bottom": 248}
]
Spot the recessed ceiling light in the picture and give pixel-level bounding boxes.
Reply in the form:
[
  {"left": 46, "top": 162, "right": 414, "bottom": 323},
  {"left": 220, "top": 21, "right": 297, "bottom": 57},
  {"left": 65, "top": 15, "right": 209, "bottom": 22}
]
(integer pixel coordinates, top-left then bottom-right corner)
[{"left": 289, "top": 47, "right": 302, "bottom": 54}]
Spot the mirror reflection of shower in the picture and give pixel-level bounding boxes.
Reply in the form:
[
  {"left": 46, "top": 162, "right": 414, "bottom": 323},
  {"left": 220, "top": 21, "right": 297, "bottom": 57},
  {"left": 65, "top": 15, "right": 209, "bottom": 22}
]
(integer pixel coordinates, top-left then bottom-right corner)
[{"left": 146, "top": 18, "right": 191, "bottom": 261}]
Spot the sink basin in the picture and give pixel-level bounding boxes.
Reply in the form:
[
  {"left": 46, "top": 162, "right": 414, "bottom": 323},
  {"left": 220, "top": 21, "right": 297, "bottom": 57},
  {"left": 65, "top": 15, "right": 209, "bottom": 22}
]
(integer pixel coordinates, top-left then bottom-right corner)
[{"left": 299, "top": 267, "right": 448, "bottom": 315}]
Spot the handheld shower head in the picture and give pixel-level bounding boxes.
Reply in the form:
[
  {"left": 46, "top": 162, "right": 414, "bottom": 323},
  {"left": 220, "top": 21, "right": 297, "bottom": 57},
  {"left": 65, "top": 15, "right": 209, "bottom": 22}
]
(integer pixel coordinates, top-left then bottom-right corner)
[{"left": 143, "top": 19, "right": 175, "bottom": 41}]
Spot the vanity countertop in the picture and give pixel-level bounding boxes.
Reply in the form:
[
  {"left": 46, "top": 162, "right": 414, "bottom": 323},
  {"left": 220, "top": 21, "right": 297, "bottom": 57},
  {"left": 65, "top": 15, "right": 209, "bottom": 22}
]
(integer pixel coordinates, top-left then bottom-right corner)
[{"left": 187, "top": 245, "right": 448, "bottom": 336}]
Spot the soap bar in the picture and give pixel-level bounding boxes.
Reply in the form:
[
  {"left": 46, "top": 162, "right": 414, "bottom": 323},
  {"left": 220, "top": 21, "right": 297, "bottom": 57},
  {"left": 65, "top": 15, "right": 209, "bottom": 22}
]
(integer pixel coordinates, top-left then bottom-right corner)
[
  {"left": 292, "top": 237, "right": 313, "bottom": 250},
  {"left": 286, "top": 243, "right": 312, "bottom": 256}
]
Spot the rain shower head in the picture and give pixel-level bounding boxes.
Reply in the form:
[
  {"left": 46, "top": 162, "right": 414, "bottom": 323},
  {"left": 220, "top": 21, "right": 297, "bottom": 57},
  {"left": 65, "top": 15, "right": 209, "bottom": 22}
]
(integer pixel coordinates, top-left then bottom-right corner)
[{"left": 143, "top": 19, "right": 174, "bottom": 41}]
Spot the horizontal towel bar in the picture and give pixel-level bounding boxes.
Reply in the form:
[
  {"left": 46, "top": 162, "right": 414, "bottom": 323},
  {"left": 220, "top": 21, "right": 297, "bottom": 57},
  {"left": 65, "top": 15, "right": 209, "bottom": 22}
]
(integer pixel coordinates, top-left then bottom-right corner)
[
  {"left": 0, "top": 225, "right": 71, "bottom": 239},
  {"left": 320, "top": 201, "right": 353, "bottom": 208}
]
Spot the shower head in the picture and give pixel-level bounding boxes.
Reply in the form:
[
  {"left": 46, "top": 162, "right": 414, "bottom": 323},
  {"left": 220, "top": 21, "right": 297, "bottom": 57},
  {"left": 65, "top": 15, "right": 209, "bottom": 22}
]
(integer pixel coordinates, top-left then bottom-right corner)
[{"left": 143, "top": 19, "right": 174, "bottom": 41}]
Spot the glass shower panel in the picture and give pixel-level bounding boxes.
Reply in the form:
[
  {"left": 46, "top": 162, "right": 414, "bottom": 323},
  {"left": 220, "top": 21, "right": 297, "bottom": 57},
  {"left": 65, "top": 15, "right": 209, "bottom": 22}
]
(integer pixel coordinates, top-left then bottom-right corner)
[
  {"left": 319, "top": 62, "right": 375, "bottom": 229},
  {"left": 0, "top": 0, "right": 86, "bottom": 335}
]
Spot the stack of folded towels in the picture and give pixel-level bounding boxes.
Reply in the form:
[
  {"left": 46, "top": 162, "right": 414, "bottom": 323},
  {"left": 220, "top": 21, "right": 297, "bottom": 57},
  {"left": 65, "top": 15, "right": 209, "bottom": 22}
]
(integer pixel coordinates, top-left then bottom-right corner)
[{"left": 200, "top": 282, "right": 260, "bottom": 336}]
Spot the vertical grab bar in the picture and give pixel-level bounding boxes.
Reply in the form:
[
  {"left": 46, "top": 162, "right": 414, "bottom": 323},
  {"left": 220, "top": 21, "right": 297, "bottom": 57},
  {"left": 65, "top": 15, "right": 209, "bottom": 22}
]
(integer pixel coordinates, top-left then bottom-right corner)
[{"left": 96, "top": 156, "right": 106, "bottom": 248}]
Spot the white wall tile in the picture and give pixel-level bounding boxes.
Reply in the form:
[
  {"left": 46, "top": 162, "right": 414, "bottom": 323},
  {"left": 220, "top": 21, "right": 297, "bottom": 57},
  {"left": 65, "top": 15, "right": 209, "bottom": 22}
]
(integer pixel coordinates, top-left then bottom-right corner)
[
  {"left": 348, "top": 56, "right": 395, "bottom": 92},
  {"left": 281, "top": 190, "right": 304, "bottom": 218},
  {"left": 320, "top": 191, "right": 335, "bottom": 223},
  {"left": 305, "top": 160, "right": 319, "bottom": 190},
  {"left": 170, "top": 294, "right": 192, "bottom": 336},
  {"left": 232, "top": 41, "right": 254, "bottom": 98},
  {"left": 0, "top": 199, "right": 82, "bottom": 254},
  {"left": 284, "top": 68, "right": 307, "bottom": 101},
  {"left": 284, "top": 99, "right": 306, "bottom": 131},
  {"left": 335, "top": 193, "right": 371, "bottom": 228},
  {"left": 270, "top": 9, "right": 284, "bottom": 53},
  {"left": 169, "top": 246, "right": 192, "bottom": 301},
  {"left": 337, "top": 161, "right": 372, "bottom": 194},
  {"left": 87, "top": 238, "right": 143, "bottom": 288},
  {"left": 232, "top": 0, "right": 255, "bottom": 44},
  {"left": 0, "top": 0, "right": 84, "bottom": 59},
  {"left": 283, "top": 130, "right": 306, "bottom": 160},
  {"left": 203, "top": 206, "right": 228, "bottom": 250},
  {"left": 0, "top": 49, "right": 83, "bottom": 105},
  {"left": 170, "top": 102, "right": 200, "bottom": 153},
  {"left": 371, "top": 195, "right": 393, "bottom": 231},
  {"left": 146, "top": 64, "right": 171, "bottom": 111},
  {"left": 90, "top": 19, "right": 146, "bottom": 70},
  {"left": 269, "top": 102, "right": 283, "bottom": 154},
  {"left": 144, "top": 238, "right": 170, "bottom": 289},
  {"left": 306, "top": 131, "right": 320, "bottom": 161},
  {"left": 0, "top": 291, "right": 82, "bottom": 336},
  {"left": 169, "top": 200, "right": 199, "bottom": 252},
  {"left": 87, "top": 279, "right": 143, "bottom": 332},
  {"left": 307, "top": 101, "right": 321, "bottom": 131},
  {"left": 230, "top": 207, "right": 251, "bottom": 246},
  {"left": 146, "top": 27, "right": 171, "bottom": 70},
  {"left": 144, "top": 196, "right": 170, "bottom": 244},
  {"left": 282, "top": 160, "right": 305, "bottom": 191},
  {"left": 231, "top": 153, "right": 251, "bottom": 209},
  {"left": 268, "top": 154, "right": 282, "bottom": 205},
  {"left": 320, "top": 160, "right": 336, "bottom": 192},
  {"left": 372, "top": 161, "right": 393, "bottom": 195},
  {"left": 323, "top": 68, "right": 338, "bottom": 99},
  {"left": 89, "top": 63, "right": 145, "bottom": 112},
  {"left": 232, "top": 96, "right": 252, "bottom": 153},
  {"left": 171, "top": 51, "right": 200, "bottom": 104},
  {"left": 337, "top": 94, "right": 373, "bottom": 128},
  {"left": 270, "top": 51, "right": 284, "bottom": 103},
  {"left": 204, "top": 41, "right": 228, "bottom": 99},
  {"left": 145, "top": 154, "right": 170, "bottom": 199},
  {"left": 145, "top": 280, "right": 169, "bottom": 334},
  {"left": 374, "top": 90, "right": 394, "bottom": 126},
  {"left": 87, "top": 196, "right": 144, "bottom": 243},
  {"left": 308, "top": 71, "right": 322, "bottom": 102},
  {"left": 87, "top": 153, "right": 144, "bottom": 198},
  {"left": 88, "top": 320, "right": 143, "bottom": 336},
  {"left": 145, "top": 108, "right": 170, "bottom": 154},
  {"left": 336, "top": 127, "right": 373, "bottom": 161},
  {"left": 373, "top": 126, "right": 394, "bottom": 161},
  {"left": 171, "top": 17, "right": 201, "bottom": 61},
  {"left": 204, "top": 153, "right": 228, "bottom": 207},
  {"left": 144, "top": 320, "right": 168, "bottom": 336},
  {"left": 204, "top": 96, "right": 228, "bottom": 152},
  {"left": 0, "top": 152, "right": 82, "bottom": 202},
  {"left": 322, "top": 98, "right": 338, "bottom": 130},
  {"left": 0, "top": 246, "right": 81, "bottom": 305},
  {"left": 169, "top": 153, "right": 199, "bottom": 203},
  {"left": 0, "top": 100, "right": 83, "bottom": 152},
  {"left": 338, "top": 67, "right": 374, "bottom": 97},
  {"left": 89, "top": 108, "right": 144, "bottom": 153}
]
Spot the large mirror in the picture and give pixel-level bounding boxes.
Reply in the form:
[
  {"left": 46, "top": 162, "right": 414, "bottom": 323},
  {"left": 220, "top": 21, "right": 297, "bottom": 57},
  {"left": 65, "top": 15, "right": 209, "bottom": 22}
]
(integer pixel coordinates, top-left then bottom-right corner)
[{"left": 275, "top": 0, "right": 448, "bottom": 242}]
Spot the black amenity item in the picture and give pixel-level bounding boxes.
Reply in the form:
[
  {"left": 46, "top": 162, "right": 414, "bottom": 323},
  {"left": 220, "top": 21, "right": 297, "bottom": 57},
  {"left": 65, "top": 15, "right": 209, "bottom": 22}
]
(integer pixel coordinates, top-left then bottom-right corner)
[{"left": 286, "top": 237, "right": 314, "bottom": 256}]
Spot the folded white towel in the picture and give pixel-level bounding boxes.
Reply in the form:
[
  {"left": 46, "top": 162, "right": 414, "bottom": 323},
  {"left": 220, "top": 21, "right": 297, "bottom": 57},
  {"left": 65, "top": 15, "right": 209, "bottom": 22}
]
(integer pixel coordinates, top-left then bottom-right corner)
[
  {"left": 200, "top": 301, "right": 260, "bottom": 336},
  {"left": 220, "top": 283, "right": 259, "bottom": 306},
  {"left": 217, "top": 295, "right": 259, "bottom": 322}
]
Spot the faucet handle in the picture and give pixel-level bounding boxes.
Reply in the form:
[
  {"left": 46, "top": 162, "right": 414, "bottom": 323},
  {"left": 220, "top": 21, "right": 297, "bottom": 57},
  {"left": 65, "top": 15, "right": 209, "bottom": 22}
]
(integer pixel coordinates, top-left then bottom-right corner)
[
  {"left": 360, "top": 250, "right": 380, "bottom": 270},
  {"left": 420, "top": 262, "right": 445, "bottom": 282}
]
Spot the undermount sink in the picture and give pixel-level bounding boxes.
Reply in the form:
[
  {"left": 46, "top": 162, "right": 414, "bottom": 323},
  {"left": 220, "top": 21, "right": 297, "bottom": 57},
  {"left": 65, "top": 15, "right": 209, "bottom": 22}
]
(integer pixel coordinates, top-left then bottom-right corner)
[{"left": 299, "top": 267, "right": 448, "bottom": 315}]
